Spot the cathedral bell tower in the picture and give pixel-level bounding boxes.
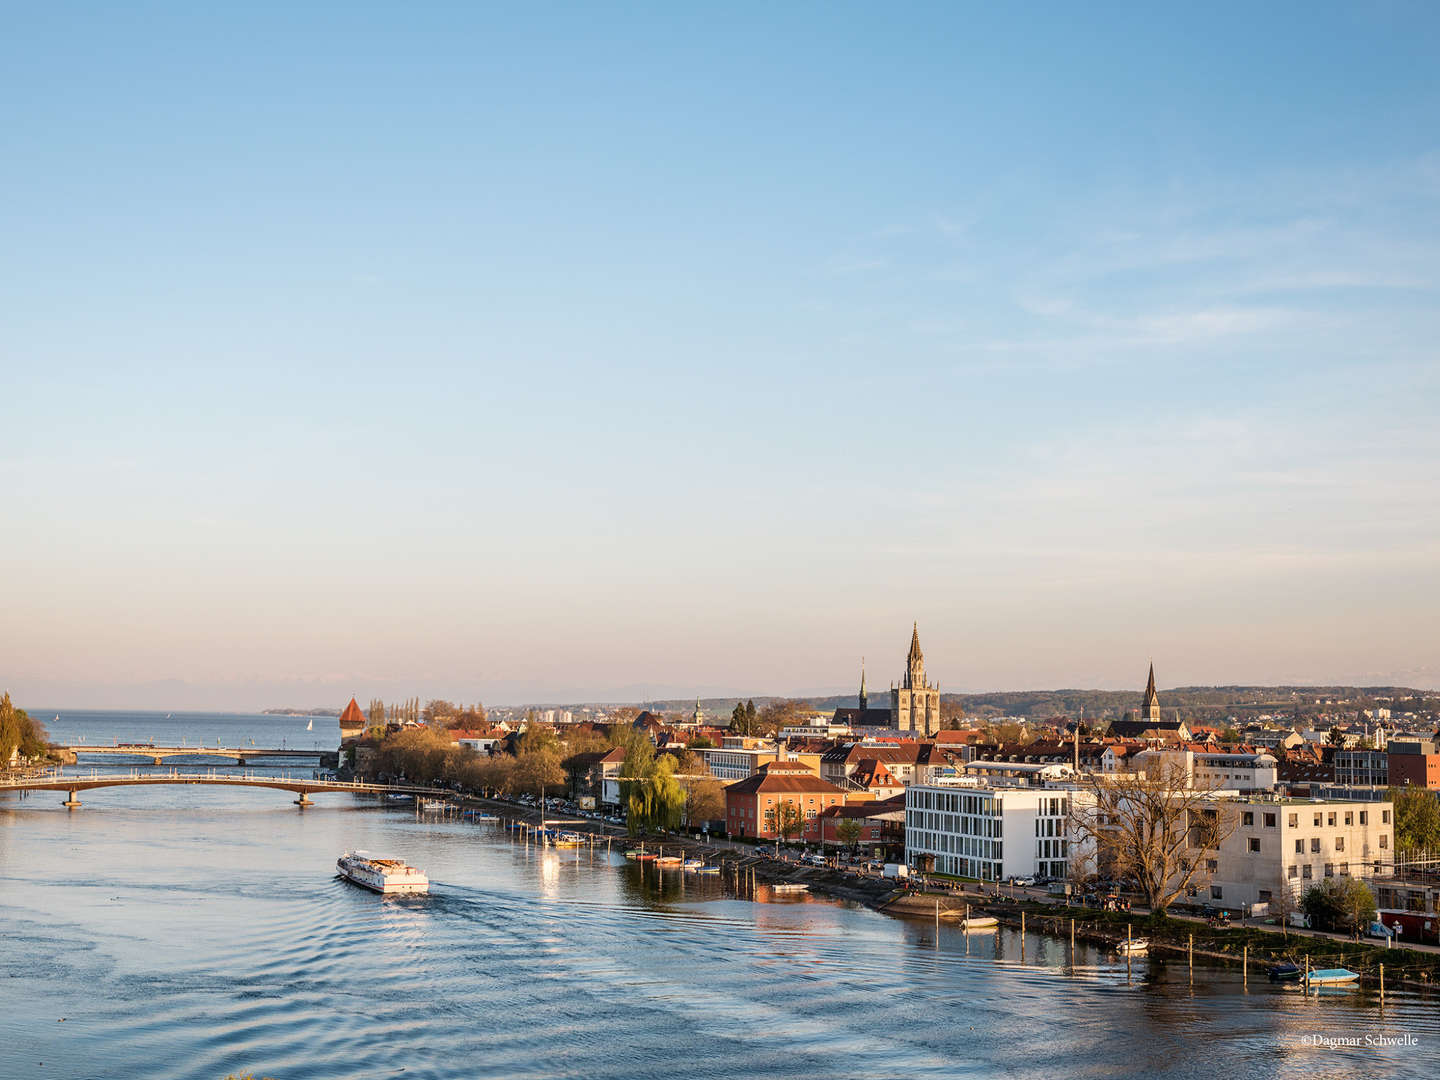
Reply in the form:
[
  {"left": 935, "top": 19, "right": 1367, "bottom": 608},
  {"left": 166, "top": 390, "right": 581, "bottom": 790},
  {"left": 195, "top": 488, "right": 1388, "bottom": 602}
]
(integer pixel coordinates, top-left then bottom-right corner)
[{"left": 891, "top": 622, "right": 941, "bottom": 736}]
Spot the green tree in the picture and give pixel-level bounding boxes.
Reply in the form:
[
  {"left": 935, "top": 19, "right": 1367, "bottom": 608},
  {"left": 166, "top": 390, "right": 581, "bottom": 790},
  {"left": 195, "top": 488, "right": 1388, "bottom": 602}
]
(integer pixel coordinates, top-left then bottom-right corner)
[
  {"left": 620, "top": 743, "right": 686, "bottom": 834},
  {"left": 366, "top": 698, "right": 386, "bottom": 736},
  {"left": 688, "top": 735, "right": 715, "bottom": 749},
  {"left": 1390, "top": 788, "right": 1440, "bottom": 855},
  {"left": 835, "top": 816, "right": 863, "bottom": 852},
  {"left": 730, "top": 701, "right": 750, "bottom": 735},
  {"left": 1301, "top": 877, "right": 1377, "bottom": 936},
  {"left": 0, "top": 693, "right": 50, "bottom": 765}
]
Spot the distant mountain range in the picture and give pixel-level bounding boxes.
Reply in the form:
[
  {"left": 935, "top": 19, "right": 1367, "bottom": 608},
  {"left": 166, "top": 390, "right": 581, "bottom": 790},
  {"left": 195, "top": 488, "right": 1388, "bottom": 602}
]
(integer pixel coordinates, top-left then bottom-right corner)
[{"left": 261, "top": 707, "right": 340, "bottom": 716}]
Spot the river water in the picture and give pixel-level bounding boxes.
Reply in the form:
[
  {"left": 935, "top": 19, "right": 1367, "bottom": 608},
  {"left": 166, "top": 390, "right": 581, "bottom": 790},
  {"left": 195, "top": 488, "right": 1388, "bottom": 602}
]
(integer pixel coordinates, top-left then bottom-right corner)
[{"left": 2, "top": 714, "right": 1436, "bottom": 1079}]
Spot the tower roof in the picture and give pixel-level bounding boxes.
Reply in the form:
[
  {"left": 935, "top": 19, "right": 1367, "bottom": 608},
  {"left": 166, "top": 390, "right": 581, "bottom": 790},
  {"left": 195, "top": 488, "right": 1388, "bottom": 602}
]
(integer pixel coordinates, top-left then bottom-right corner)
[
  {"left": 338, "top": 697, "right": 365, "bottom": 729},
  {"left": 907, "top": 622, "right": 923, "bottom": 665},
  {"left": 1142, "top": 663, "right": 1159, "bottom": 707}
]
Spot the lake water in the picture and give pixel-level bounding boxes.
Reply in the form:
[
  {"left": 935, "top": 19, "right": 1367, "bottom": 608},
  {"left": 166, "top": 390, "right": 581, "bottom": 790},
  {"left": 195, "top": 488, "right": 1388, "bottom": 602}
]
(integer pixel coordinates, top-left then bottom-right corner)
[{"left": 2, "top": 713, "right": 1436, "bottom": 1079}]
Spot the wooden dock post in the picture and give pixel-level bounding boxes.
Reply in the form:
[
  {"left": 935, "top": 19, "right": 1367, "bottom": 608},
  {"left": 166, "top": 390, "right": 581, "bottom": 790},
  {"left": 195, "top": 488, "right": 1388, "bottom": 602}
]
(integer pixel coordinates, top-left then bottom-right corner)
[
  {"left": 1070, "top": 917, "right": 1075, "bottom": 956},
  {"left": 1188, "top": 933, "right": 1193, "bottom": 982},
  {"left": 1379, "top": 963, "right": 1385, "bottom": 1008},
  {"left": 1243, "top": 945, "right": 1248, "bottom": 988}
]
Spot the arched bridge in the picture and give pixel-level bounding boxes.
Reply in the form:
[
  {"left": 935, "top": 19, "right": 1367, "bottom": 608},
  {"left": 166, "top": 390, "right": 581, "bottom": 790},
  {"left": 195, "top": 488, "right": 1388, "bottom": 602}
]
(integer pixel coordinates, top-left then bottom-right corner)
[
  {"left": 57, "top": 744, "right": 336, "bottom": 766},
  {"left": 0, "top": 770, "right": 453, "bottom": 810}
]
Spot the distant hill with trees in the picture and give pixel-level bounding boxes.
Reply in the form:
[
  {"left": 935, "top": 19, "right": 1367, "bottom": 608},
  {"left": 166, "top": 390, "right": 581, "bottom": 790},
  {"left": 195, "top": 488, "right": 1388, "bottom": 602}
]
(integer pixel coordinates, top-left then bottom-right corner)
[{"left": 640, "top": 686, "right": 1437, "bottom": 726}]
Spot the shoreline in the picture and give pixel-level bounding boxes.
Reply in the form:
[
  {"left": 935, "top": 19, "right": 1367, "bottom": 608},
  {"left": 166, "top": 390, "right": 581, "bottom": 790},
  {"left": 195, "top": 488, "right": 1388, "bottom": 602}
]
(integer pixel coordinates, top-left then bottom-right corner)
[{"left": 441, "top": 792, "right": 1440, "bottom": 995}]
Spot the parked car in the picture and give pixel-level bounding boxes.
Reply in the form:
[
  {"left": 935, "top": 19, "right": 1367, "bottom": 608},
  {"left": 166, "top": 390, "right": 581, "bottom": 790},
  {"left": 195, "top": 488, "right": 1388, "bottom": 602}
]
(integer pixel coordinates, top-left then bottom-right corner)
[{"left": 1009, "top": 876, "right": 1036, "bottom": 887}]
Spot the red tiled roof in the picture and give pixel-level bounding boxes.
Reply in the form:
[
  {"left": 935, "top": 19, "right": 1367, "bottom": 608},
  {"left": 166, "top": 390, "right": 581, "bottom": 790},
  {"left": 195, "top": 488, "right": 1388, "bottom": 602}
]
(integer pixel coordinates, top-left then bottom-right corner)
[
  {"left": 339, "top": 698, "right": 365, "bottom": 729},
  {"left": 725, "top": 769, "right": 848, "bottom": 796}
]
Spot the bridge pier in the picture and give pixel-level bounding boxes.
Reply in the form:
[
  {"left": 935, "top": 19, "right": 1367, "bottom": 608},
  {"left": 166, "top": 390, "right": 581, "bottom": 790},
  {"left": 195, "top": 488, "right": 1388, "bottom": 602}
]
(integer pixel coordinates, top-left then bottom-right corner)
[
  {"left": 62, "top": 791, "right": 82, "bottom": 810},
  {"left": 152, "top": 757, "right": 164, "bottom": 766},
  {"left": 294, "top": 794, "right": 314, "bottom": 808}
]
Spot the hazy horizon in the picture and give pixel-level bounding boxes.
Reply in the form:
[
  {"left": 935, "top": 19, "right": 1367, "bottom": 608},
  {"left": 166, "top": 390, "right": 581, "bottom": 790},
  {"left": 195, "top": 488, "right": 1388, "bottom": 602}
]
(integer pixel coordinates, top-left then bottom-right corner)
[{"left": 6, "top": 6, "right": 1439, "bottom": 712}]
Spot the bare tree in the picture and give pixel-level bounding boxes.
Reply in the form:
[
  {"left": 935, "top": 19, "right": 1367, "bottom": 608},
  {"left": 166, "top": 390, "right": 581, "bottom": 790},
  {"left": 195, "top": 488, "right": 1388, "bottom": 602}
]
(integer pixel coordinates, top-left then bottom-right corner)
[
  {"left": 1070, "top": 761, "right": 1239, "bottom": 914},
  {"left": 1267, "top": 872, "right": 1304, "bottom": 941}
]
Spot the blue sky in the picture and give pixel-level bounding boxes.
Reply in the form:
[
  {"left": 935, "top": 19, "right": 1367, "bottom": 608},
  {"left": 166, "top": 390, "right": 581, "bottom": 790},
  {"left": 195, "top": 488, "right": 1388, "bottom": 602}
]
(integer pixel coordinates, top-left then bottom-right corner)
[{"left": 4, "top": 4, "right": 1439, "bottom": 708}]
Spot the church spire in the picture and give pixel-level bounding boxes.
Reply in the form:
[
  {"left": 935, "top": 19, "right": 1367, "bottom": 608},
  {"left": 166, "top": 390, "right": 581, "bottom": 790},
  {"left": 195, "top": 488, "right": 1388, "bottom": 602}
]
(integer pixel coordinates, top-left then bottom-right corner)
[
  {"left": 1142, "top": 661, "right": 1160, "bottom": 721},
  {"left": 858, "top": 658, "right": 868, "bottom": 711},
  {"left": 904, "top": 622, "right": 926, "bottom": 690}
]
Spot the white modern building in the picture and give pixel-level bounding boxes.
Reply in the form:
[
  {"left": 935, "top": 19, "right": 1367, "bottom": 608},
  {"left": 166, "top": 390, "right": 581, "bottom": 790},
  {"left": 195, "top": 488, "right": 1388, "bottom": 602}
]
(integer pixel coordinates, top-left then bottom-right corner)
[
  {"left": 904, "top": 776, "right": 1093, "bottom": 882},
  {"left": 1180, "top": 795, "right": 1394, "bottom": 912}
]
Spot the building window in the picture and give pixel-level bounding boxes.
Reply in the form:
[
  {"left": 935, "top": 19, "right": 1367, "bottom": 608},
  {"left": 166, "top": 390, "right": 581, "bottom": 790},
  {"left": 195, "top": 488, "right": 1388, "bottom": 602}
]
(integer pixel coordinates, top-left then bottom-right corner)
[
  {"left": 1383, "top": 809, "right": 1390, "bottom": 824},
  {"left": 1335, "top": 837, "right": 1344, "bottom": 852},
  {"left": 1259, "top": 889, "right": 1273, "bottom": 901},
  {"left": 1314, "top": 814, "right": 1322, "bottom": 827},
  {"left": 1210, "top": 886, "right": 1223, "bottom": 900},
  {"left": 1289, "top": 813, "right": 1298, "bottom": 827},
  {"left": 1310, "top": 838, "right": 1321, "bottom": 853},
  {"left": 1360, "top": 811, "right": 1368, "bottom": 825},
  {"left": 1207, "top": 859, "right": 1218, "bottom": 872},
  {"left": 1249, "top": 838, "right": 1260, "bottom": 853},
  {"left": 1288, "top": 866, "right": 1299, "bottom": 879},
  {"left": 1344, "top": 812, "right": 1353, "bottom": 826},
  {"left": 1380, "top": 835, "right": 1388, "bottom": 849},
  {"left": 1264, "top": 813, "right": 1276, "bottom": 827},
  {"left": 1295, "top": 839, "right": 1304, "bottom": 854},
  {"left": 1325, "top": 864, "right": 1334, "bottom": 877},
  {"left": 1302, "top": 865, "right": 1313, "bottom": 879},
  {"left": 1243, "top": 812, "right": 1254, "bottom": 827}
]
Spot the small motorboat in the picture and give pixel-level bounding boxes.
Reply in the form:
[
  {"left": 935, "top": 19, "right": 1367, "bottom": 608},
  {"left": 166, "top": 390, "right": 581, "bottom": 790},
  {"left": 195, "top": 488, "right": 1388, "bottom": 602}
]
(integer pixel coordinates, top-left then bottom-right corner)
[
  {"left": 955, "top": 916, "right": 999, "bottom": 931},
  {"left": 682, "top": 859, "right": 705, "bottom": 871},
  {"left": 654, "top": 855, "right": 684, "bottom": 868},
  {"left": 1267, "top": 962, "right": 1303, "bottom": 982},
  {"left": 771, "top": 883, "right": 808, "bottom": 894},
  {"left": 1116, "top": 938, "right": 1149, "bottom": 954},
  {"left": 1304, "top": 968, "right": 1360, "bottom": 986},
  {"left": 697, "top": 865, "right": 721, "bottom": 874}
]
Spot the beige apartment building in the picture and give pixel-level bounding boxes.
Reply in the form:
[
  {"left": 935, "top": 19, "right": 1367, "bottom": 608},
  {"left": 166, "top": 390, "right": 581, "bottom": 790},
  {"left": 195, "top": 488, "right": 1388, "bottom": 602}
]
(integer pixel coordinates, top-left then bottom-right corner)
[{"left": 1187, "top": 795, "right": 1394, "bottom": 912}]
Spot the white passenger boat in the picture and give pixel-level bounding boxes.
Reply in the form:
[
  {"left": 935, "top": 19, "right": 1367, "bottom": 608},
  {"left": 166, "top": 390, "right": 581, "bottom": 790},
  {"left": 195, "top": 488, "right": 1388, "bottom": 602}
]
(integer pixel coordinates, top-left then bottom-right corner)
[
  {"left": 337, "top": 850, "right": 429, "bottom": 895},
  {"left": 1116, "top": 938, "right": 1149, "bottom": 954},
  {"left": 771, "top": 883, "right": 809, "bottom": 894}
]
